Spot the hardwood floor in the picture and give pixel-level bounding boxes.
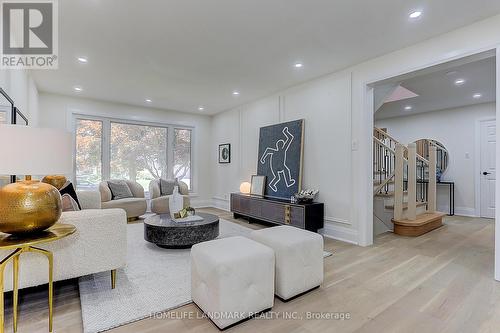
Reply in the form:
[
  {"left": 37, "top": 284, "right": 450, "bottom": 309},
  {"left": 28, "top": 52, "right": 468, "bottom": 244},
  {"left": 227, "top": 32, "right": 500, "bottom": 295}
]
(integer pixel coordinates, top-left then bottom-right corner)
[{"left": 3, "top": 211, "right": 498, "bottom": 333}]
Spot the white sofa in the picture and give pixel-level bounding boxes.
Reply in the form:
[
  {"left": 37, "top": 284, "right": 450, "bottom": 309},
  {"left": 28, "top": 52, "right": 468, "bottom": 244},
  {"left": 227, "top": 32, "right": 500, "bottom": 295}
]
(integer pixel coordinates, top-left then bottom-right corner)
[
  {"left": 0, "top": 191, "right": 127, "bottom": 292},
  {"left": 149, "top": 179, "right": 190, "bottom": 214},
  {"left": 99, "top": 180, "right": 147, "bottom": 220}
]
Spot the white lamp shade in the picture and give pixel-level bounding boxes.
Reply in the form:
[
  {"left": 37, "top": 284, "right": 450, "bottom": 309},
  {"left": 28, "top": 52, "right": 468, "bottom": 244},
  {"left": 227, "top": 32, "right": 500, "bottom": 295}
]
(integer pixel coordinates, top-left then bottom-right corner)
[
  {"left": 0, "top": 125, "right": 73, "bottom": 176},
  {"left": 240, "top": 181, "right": 251, "bottom": 194}
]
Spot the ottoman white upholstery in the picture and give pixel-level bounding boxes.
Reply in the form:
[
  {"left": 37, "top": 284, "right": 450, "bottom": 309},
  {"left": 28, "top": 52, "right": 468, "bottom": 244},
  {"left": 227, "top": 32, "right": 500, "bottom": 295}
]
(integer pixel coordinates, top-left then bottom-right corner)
[
  {"left": 191, "top": 236, "right": 275, "bottom": 329},
  {"left": 250, "top": 226, "right": 324, "bottom": 300}
]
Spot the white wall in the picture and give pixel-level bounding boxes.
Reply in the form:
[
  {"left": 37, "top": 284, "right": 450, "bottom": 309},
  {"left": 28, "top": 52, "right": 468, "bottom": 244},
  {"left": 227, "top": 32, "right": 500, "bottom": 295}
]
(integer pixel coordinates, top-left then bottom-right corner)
[
  {"left": 38, "top": 93, "right": 213, "bottom": 207},
  {"left": 212, "top": 71, "right": 356, "bottom": 243},
  {"left": 0, "top": 69, "right": 39, "bottom": 125},
  {"left": 376, "top": 103, "right": 496, "bottom": 217},
  {"left": 212, "top": 14, "right": 500, "bottom": 247}
]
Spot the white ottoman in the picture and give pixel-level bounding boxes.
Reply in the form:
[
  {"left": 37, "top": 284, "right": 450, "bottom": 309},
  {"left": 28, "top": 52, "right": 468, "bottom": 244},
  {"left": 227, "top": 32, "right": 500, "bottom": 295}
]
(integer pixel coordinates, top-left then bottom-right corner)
[
  {"left": 191, "top": 236, "right": 275, "bottom": 329},
  {"left": 250, "top": 226, "right": 324, "bottom": 300}
]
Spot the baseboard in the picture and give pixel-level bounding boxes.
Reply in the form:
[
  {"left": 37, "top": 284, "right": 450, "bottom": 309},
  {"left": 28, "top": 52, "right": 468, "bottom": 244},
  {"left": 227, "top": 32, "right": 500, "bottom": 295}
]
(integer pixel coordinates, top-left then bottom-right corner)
[
  {"left": 437, "top": 205, "right": 477, "bottom": 217},
  {"left": 212, "top": 197, "right": 230, "bottom": 211},
  {"left": 191, "top": 198, "right": 214, "bottom": 209},
  {"left": 320, "top": 222, "right": 358, "bottom": 245}
]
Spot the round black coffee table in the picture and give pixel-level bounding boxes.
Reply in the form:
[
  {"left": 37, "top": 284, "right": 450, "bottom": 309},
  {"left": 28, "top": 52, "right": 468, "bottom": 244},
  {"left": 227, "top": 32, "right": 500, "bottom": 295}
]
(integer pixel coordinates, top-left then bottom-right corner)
[{"left": 144, "top": 213, "right": 219, "bottom": 249}]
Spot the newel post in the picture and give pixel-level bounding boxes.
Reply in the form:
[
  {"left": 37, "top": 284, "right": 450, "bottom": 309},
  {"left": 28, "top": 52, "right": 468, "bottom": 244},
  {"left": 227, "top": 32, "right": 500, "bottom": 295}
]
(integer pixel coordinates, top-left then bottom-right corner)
[
  {"left": 394, "top": 144, "right": 404, "bottom": 221},
  {"left": 407, "top": 143, "right": 417, "bottom": 220},
  {"left": 428, "top": 145, "right": 437, "bottom": 213}
]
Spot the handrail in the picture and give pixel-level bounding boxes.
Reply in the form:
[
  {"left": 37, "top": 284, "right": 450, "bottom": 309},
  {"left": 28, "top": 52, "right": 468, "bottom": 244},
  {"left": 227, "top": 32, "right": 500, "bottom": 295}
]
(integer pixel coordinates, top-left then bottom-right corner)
[
  {"left": 373, "top": 136, "right": 409, "bottom": 162},
  {"left": 374, "top": 173, "right": 394, "bottom": 194},
  {"left": 374, "top": 134, "right": 429, "bottom": 165},
  {"left": 373, "top": 136, "right": 395, "bottom": 154},
  {"left": 417, "top": 154, "right": 429, "bottom": 165},
  {"left": 374, "top": 127, "right": 400, "bottom": 144},
  {"left": 429, "top": 139, "right": 448, "bottom": 153}
]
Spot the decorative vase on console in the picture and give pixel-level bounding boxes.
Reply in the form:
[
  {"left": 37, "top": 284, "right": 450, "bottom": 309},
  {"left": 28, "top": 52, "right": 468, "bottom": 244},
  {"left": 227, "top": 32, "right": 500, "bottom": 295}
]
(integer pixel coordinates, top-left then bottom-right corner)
[{"left": 169, "top": 186, "right": 184, "bottom": 218}]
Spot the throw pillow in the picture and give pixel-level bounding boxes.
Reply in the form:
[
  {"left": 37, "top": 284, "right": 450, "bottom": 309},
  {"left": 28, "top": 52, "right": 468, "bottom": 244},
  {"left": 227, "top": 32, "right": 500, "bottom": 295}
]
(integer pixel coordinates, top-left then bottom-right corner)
[
  {"left": 59, "top": 181, "right": 82, "bottom": 210},
  {"left": 160, "top": 179, "right": 176, "bottom": 196},
  {"left": 108, "top": 180, "right": 133, "bottom": 200},
  {"left": 61, "top": 193, "right": 81, "bottom": 212}
]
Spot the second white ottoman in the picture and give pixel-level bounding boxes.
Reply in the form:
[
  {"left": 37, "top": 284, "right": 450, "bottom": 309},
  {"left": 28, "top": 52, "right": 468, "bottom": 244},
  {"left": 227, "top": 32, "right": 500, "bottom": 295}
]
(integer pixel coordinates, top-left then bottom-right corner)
[
  {"left": 191, "top": 236, "right": 275, "bottom": 329},
  {"left": 250, "top": 226, "right": 324, "bottom": 300}
]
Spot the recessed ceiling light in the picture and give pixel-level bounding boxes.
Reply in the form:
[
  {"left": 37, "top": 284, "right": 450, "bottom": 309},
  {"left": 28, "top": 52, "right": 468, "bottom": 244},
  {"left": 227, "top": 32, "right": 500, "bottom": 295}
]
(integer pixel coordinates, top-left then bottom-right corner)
[
  {"left": 73, "top": 86, "right": 83, "bottom": 92},
  {"left": 446, "top": 71, "right": 458, "bottom": 76},
  {"left": 454, "top": 78, "right": 466, "bottom": 85},
  {"left": 145, "top": 99, "right": 152, "bottom": 103},
  {"left": 198, "top": 106, "right": 205, "bottom": 111},
  {"left": 77, "top": 56, "right": 88, "bottom": 63},
  {"left": 404, "top": 105, "right": 413, "bottom": 111},
  {"left": 409, "top": 11, "right": 422, "bottom": 19},
  {"left": 294, "top": 62, "right": 304, "bottom": 68},
  {"left": 232, "top": 91, "right": 240, "bottom": 96},
  {"left": 473, "top": 93, "right": 483, "bottom": 99}
]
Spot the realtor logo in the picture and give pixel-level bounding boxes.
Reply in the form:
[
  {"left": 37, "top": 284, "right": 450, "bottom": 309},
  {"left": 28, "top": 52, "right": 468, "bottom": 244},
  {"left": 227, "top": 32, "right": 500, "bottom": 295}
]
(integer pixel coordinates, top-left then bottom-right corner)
[{"left": 1, "top": 0, "right": 58, "bottom": 69}]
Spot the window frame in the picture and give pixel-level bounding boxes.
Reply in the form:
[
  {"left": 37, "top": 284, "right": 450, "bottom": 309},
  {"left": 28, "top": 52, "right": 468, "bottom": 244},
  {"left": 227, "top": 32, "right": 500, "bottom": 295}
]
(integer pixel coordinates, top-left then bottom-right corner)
[
  {"left": 72, "top": 114, "right": 195, "bottom": 192},
  {"left": 173, "top": 127, "right": 193, "bottom": 190}
]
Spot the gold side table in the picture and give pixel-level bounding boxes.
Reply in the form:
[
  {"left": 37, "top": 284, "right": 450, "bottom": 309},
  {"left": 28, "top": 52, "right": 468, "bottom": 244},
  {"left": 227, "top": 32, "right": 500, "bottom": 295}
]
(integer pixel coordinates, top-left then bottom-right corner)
[{"left": 0, "top": 224, "right": 76, "bottom": 333}]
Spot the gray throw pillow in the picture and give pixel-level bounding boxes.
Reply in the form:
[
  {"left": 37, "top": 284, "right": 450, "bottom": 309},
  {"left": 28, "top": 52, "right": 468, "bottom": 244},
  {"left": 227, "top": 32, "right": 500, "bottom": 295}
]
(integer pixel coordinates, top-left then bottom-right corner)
[
  {"left": 108, "top": 180, "right": 133, "bottom": 200},
  {"left": 160, "top": 179, "right": 177, "bottom": 196}
]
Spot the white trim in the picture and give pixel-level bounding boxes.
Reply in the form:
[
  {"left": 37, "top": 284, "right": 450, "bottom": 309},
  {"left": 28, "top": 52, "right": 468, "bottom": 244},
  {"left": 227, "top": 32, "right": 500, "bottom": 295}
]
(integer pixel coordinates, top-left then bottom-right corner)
[
  {"left": 495, "top": 47, "right": 500, "bottom": 282},
  {"left": 362, "top": 47, "right": 499, "bottom": 249},
  {"left": 475, "top": 117, "right": 497, "bottom": 218},
  {"left": 212, "top": 196, "right": 230, "bottom": 211},
  {"left": 325, "top": 216, "right": 351, "bottom": 226},
  {"left": 321, "top": 222, "right": 358, "bottom": 245},
  {"left": 437, "top": 206, "right": 477, "bottom": 218}
]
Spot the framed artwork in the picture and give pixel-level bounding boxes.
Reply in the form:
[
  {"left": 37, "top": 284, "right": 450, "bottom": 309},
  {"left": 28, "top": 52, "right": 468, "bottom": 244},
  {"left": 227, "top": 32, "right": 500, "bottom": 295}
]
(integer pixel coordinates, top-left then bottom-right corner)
[
  {"left": 218, "top": 143, "right": 231, "bottom": 163},
  {"left": 257, "top": 119, "right": 304, "bottom": 199},
  {"left": 250, "top": 175, "right": 266, "bottom": 196}
]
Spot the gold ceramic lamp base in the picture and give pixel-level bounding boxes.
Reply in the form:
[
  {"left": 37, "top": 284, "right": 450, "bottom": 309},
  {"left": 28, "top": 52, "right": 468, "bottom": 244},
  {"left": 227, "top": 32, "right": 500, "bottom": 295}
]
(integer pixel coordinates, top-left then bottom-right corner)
[
  {"left": 42, "top": 175, "right": 67, "bottom": 190},
  {"left": 0, "top": 180, "right": 62, "bottom": 234}
]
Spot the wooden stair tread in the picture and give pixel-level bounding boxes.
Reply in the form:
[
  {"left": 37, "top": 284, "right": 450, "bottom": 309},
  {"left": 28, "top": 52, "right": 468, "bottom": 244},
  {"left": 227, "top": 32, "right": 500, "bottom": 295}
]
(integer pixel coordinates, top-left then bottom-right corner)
[
  {"left": 385, "top": 201, "right": 427, "bottom": 210},
  {"left": 392, "top": 212, "right": 446, "bottom": 226}
]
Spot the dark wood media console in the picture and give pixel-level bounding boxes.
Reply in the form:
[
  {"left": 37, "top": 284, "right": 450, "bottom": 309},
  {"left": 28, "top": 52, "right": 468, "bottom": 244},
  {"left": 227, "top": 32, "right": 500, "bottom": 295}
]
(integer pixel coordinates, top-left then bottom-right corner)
[{"left": 230, "top": 193, "right": 324, "bottom": 232}]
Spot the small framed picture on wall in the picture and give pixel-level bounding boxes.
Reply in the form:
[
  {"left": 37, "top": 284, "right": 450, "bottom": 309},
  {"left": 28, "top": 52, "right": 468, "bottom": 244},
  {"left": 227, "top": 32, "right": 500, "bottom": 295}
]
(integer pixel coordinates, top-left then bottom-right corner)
[{"left": 219, "top": 143, "right": 231, "bottom": 163}]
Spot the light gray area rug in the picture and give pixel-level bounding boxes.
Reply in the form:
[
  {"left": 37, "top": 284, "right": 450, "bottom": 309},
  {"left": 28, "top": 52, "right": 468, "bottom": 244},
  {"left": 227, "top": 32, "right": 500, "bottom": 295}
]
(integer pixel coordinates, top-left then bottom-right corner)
[{"left": 79, "top": 220, "right": 332, "bottom": 333}]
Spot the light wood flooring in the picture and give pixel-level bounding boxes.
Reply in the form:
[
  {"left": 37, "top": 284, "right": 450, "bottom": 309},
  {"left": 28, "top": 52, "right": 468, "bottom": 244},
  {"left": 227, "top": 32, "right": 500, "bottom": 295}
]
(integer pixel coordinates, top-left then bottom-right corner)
[{"left": 3, "top": 210, "right": 499, "bottom": 333}]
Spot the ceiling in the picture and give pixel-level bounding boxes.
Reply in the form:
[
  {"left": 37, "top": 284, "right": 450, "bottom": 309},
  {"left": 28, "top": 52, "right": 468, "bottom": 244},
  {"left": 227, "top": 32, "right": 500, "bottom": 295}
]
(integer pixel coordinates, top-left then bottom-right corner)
[
  {"left": 375, "top": 56, "right": 496, "bottom": 120},
  {"left": 31, "top": 0, "right": 500, "bottom": 115}
]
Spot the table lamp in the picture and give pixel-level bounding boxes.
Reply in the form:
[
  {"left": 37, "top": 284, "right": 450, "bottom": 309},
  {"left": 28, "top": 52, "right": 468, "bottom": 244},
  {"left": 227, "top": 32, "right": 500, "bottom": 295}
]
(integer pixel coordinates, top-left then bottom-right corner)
[
  {"left": 240, "top": 181, "right": 251, "bottom": 194},
  {"left": 0, "top": 125, "right": 72, "bottom": 234}
]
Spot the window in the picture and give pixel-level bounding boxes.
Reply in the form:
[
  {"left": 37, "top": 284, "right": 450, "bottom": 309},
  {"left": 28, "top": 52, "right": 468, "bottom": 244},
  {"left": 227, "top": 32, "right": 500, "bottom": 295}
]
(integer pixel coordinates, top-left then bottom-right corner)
[
  {"left": 110, "top": 122, "right": 168, "bottom": 190},
  {"left": 74, "top": 116, "right": 193, "bottom": 192},
  {"left": 75, "top": 119, "right": 103, "bottom": 189},
  {"left": 173, "top": 128, "right": 192, "bottom": 189}
]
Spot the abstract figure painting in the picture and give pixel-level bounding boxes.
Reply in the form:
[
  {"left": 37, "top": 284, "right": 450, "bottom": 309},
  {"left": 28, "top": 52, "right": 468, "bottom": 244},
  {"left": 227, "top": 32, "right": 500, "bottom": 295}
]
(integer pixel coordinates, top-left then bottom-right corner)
[{"left": 257, "top": 119, "right": 304, "bottom": 199}]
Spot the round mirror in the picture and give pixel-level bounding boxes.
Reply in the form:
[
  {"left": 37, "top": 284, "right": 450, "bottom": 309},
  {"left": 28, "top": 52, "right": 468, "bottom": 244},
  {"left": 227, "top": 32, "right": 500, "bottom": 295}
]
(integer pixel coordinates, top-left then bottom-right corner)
[{"left": 414, "top": 139, "right": 449, "bottom": 176}]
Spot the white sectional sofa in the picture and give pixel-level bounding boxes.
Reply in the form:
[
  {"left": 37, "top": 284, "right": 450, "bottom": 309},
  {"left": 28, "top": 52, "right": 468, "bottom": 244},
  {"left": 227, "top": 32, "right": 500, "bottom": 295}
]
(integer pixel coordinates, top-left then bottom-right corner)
[{"left": 0, "top": 191, "right": 127, "bottom": 291}]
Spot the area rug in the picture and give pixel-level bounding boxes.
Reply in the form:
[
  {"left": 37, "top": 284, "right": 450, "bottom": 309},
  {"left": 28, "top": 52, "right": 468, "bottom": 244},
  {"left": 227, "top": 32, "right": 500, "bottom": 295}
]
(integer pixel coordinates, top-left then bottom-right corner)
[{"left": 78, "top": 220, "right": 332, "bottom": 333}]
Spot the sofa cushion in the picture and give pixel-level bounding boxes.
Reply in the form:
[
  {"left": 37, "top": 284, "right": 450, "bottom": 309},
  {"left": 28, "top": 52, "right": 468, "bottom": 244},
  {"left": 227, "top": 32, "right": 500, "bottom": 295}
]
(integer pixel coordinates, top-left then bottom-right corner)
[
  {"left": 108, "top": 180, "right": 133, "bottom": 200},
  {"left": 102, "top": 197, "right": 147, "bottom": 218},
  {"left": 160, "top": 179, "right": 177, "bottom": 196},
  {"left": 61, "top": 193, "right": 81, "bottom": 212},
  {"left": 60, "top": 181, "right": 82, "bottom": 210}
]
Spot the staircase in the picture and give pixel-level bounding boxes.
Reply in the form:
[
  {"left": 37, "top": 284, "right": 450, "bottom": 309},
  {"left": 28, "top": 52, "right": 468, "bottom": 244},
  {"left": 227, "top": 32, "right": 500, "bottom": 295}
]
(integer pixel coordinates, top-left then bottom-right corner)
[{"left": 373, "top": 128, "right": 445, "bottom": 237}]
